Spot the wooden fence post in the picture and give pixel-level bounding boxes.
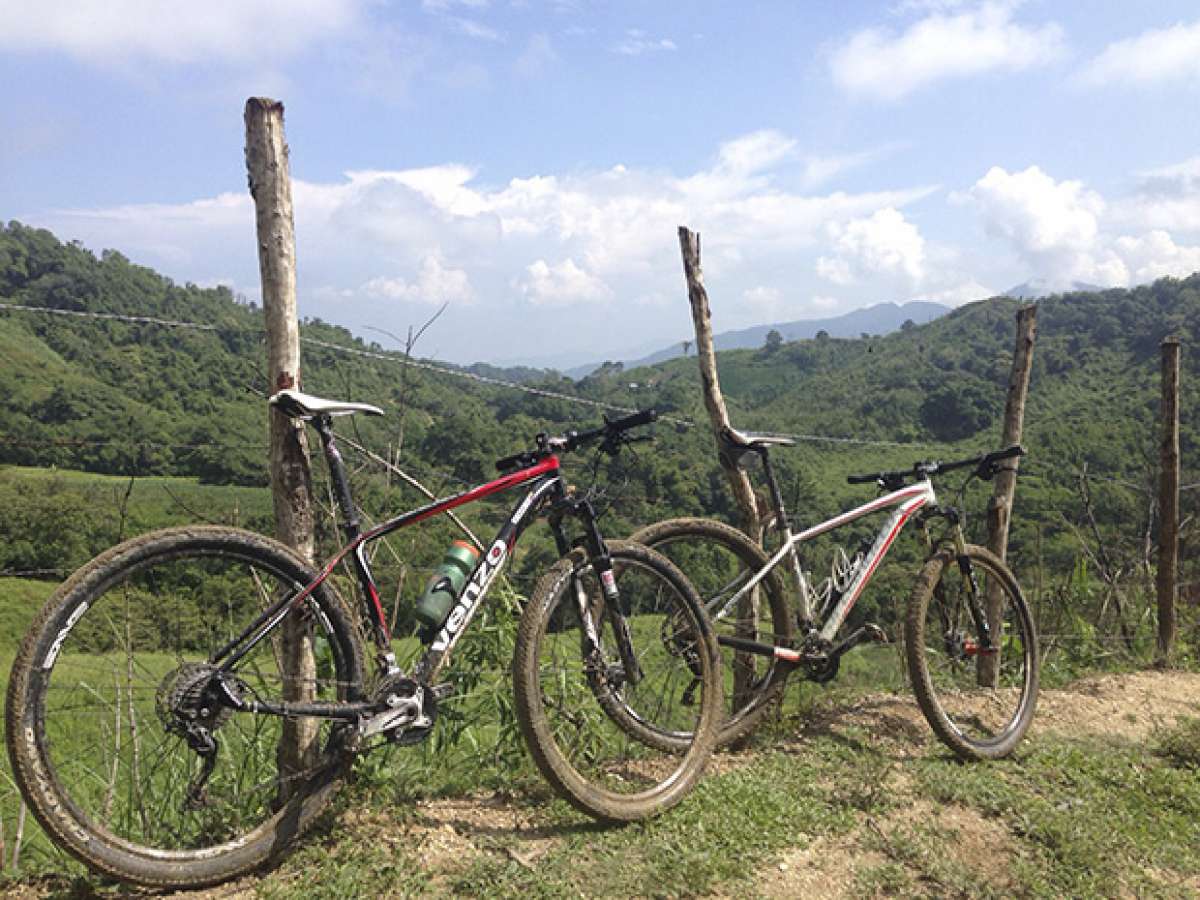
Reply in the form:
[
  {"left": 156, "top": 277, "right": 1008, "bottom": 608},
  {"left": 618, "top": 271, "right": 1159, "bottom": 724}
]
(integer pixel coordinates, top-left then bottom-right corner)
[
  {"left": 1157, "top": 338, "right": 1181, "bottom": 666},
  {"left": 678, "top": 227, "right": 760, "bottom": 537},
  {"left": 980, "top": 303, "right": 1037, "bottom": 685},
  {"left": 678, "top": 226, "right": 762, "bottom": 713},
  {"left": 244, "top": 97, "right": 319, "bottom": 793}
]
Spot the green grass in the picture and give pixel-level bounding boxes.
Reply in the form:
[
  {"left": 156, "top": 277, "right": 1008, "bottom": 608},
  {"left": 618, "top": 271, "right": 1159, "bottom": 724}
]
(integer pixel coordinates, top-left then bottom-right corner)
[{"left": 243, "top": 704, "right": 1200, "bottom": 900}]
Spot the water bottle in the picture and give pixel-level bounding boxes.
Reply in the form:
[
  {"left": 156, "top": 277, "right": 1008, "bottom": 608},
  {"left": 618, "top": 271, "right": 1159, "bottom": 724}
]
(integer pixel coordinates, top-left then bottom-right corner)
[{"left": 415, "top": 541, "right": 481, "bottom": 630}]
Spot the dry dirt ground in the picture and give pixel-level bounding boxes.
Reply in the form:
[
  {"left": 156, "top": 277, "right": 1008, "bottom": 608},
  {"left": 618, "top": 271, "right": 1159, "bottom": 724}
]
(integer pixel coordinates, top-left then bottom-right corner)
[
  {"left": 746, "top": 670, "right": 1200, "bottom": 900},
  {"left": 12, "top": 670, "right": 1200, "bottom": 900}
]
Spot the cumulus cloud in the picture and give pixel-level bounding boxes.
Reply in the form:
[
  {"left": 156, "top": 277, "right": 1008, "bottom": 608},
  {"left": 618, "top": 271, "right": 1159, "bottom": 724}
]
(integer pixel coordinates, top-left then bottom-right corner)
[
  {"left": 1112, "top": 231, "right": 1200, "bottom": 284},
  {"left": 817, "top": 208, "right": 926, "bottom": 285},
  {"left": 0, "top": 0, "right": 360, "bottom": 64},
  {"left": 966, "top": 163, "right": 1200, "bottom": 288},
  {"left": 1114, "top": 157, "right": 1200, "bottom": 232},
  {"left": 32, "top": 130, "right": 938, "bottom": 360},
  {"left": 830, "top": 1, "right": 1065, "bottom": 100},
  {"left": 518, "top": 258, "right": 610, "bottom": 306},
  {"left": 362, "top": 255, "right": 475, "bottom": 305},
  {"left": 1079, "top": 19, "right": 1200, "bottom": 87},
  {"left": 968, "top": 165, "right": 1111, "bottom": 281}
]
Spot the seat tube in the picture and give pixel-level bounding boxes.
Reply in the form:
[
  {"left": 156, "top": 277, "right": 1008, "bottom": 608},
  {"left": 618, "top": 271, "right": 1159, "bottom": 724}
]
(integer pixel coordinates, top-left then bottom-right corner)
[
  {"left": 761, "top": 451, "right": 811, "bottom": 625},
  {"left": 312, "top": 414, "right": 361, "bottom": 541}
]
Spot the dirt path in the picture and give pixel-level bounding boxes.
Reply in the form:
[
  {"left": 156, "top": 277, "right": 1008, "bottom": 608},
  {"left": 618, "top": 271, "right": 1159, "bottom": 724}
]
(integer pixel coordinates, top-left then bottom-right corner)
[
  {"left": 356, "top": 671, "right": 1200, "bottom": 899},
  {"left": 751, "top": 670, "right": 1200, "bottom": 900}
]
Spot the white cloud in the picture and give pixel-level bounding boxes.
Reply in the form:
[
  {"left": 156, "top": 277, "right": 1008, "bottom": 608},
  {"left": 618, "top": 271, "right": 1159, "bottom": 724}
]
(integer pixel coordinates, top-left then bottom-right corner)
[
  {"left": 362, "top": 255, "right": 475, "bottom": 306},
  {"left": 968, "top": 165, "right": 1108, "bottom": 281},
  {"left": 966, "top": 162, "right": 1200, "bottom": 289},
  {"left": 519, "top": 259, "right": 611, "bottom": 306},
  {"left": 717, "top": 131, "right": 797, "bottom": 176},
  {"left": 0, "top": 0, "right": 360, "bottom": 64},
  {"left": 800, "top": 144, "right": 906, "bottom": 189},
  {"left": 817, "top": 207, "right": 926, "bottom": 285},
  {"left": 1112, "top": 231, "right": 1200, "bottom": 284},
  {"left": 450, "top": 18, "right": 503, "bottom": 42},
  {"left": 919, "top": 279, "right": 996, "bottom": 306},
  {"left": 740, "top": 285, "right": 784, "bottom": 315},
  {"left": 611, "top": 29, "right": 677, "bottom": 56},
  {"left": 831, "top": 2, "right": 1065, "bottom": 100},
  {"left": 31, "top": 130, "right": 940, "bottom": 361},
  {"left": 1114, "top": 157, "right": 1200, "bottom": 232},
  {"left": 1079, "top": 20, "right": 1200, "bottom": 87},
  {"left": 815, "top": 256, "right": 854, "bottom": 286}
]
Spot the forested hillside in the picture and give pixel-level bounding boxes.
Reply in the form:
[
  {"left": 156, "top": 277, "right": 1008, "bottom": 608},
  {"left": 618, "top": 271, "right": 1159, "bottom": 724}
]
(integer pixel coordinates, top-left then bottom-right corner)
[{"left": 1, "top": 220, "right": 1196, "bottom": 644}]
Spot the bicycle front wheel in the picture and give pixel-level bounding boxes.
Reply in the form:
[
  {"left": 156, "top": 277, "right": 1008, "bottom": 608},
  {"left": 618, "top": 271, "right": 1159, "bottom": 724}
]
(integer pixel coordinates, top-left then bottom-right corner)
[
  {"left": 905, "top": 544, "right": 1038, "bottom": 760},
  {"left": 512, "top": 540, "right": 722, "bottom": 821},
  {"left": 6, "top": 526, "right": 365, "bottom": 888},
  {"left": 629, "top": 518, "right": 793, "bottom": 747}
]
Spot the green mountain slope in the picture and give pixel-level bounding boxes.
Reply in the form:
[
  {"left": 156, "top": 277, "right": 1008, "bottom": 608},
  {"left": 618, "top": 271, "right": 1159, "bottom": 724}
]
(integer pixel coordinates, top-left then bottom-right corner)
[{"left": 1, "top": 220, "right": 1196, "bottom": 623}]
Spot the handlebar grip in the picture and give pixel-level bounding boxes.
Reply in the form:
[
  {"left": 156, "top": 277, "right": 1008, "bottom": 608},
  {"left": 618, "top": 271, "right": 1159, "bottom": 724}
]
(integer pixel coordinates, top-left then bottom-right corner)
[
  {"left": 846, "top": 472, "right": 881, "bottom": 485},
  {"left": 987, "top": 444, "right": 1025, "bottom": 463}
]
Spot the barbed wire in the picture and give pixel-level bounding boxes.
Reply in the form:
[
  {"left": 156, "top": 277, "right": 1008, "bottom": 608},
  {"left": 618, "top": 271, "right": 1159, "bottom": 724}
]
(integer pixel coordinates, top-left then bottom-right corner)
[
  {"left": 1, "top": 300, "right": 984, "bottom": 453},
  {"left": 0, "top": 435, "right": 269, "bottom": 451}
]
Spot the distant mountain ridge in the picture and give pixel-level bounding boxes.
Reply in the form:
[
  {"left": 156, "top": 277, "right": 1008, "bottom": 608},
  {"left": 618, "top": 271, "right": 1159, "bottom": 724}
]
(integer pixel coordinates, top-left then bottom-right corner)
[
  {"left": 566, "top": 300, "right": 950, "bottom": 377},
  {"left": 1003, "top": 278, "right": 1104, "bottom": 300}
]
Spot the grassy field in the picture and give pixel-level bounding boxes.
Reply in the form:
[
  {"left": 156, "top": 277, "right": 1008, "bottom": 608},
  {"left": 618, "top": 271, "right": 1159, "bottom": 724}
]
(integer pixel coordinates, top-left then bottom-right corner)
[{"left": 0, "top": 467, "right": 1197, "bottom": 897}]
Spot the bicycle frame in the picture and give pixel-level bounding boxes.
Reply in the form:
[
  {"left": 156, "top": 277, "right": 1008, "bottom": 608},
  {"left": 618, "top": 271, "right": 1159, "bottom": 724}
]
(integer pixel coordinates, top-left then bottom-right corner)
[
  {"left": 209, "top": 425, "right": 580, "bottom": 710},
  {"left": 715, "top": 478, "right": 935, "bottom": 649}
]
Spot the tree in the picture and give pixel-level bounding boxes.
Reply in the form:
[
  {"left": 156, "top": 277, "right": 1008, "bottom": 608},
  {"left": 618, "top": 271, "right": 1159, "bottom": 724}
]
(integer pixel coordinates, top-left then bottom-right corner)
[
  {"left": 681, "top": 340, "right": 691, "bottom": 356},
  {"left": 763, "top": 329, "right": 783, "bottom": 353},
  {"left": 815, "top": 329, "right": 830, "bottom": 341}
]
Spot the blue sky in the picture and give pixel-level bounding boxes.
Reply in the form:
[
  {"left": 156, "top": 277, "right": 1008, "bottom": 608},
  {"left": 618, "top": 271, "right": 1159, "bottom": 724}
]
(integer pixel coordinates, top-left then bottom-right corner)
[{"left": 4, "top": 1, "right": 1200, "bottom": 367}]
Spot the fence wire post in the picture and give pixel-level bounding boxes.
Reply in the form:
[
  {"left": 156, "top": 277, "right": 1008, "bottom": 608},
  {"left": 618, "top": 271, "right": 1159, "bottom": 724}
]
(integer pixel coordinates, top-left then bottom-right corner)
[{"left": 1156, "top": 337, "right": 1181, "bottom": 666}]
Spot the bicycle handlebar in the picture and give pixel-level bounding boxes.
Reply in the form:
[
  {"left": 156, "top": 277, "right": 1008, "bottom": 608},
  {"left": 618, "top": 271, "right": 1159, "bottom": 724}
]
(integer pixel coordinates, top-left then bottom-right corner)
[
  {"left": 846, "top": 444, "right": 1024, "bottom": 489},
  {"left": 495, "top": 409, "right": 659, "bottom": 473}
]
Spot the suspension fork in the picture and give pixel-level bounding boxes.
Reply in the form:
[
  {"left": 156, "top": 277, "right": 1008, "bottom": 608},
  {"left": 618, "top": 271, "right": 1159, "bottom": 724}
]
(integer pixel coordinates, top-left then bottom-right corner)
[
  {"left": 921, "top": 516, "right": 994, "bottom": 651},
  {"left": 551, "top": 498, "right": 643, "bottom": 685}
]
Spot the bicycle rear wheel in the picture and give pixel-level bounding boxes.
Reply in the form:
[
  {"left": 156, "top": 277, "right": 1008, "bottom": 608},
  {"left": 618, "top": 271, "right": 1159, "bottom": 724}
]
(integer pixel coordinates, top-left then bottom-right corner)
[
  {"left": 6, "top": 526, "right": 365, "bottom": 888},
  {"left": 629, "top": 518, "right": 793, "bottom": 747},
  {"left": 512, "top": 541, "right": 721, "bottom": 821},
  {"left": 906, "top": 544, "right": 1038, "bottom": 760}
]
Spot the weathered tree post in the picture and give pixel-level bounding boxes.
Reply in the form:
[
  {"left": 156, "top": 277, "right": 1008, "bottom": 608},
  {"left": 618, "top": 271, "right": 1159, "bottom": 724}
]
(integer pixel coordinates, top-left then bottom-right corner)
[
  {"left": 244, "top": 97, "right": 319, "bottom": 793},
  {"left": 678, "top": 227, "right": 760, "bottom": 536},
  {"left": 1156, "top": 338, "right": 1181, "bottom": 666},
  {"left": 980, "top": 303, "right": 1037, "bottom": 685},
  {"left": 679, "top": 226, "right": 761, "bottom": 711}
]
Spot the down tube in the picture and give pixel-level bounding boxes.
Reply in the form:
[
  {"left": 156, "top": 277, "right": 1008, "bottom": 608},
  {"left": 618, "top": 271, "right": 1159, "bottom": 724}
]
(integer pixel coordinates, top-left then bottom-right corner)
[
  {"left": 818, "top": 491, "right": 930, "bottom": 643},
  {"left": 415, "top": 475, "right": 561, "bottom": 681}
]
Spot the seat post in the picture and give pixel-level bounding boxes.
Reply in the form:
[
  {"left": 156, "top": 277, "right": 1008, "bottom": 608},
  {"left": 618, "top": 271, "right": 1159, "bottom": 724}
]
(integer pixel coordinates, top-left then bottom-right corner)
[
  {"left": 311, "top": 414, "right": 361, "bottom": 540},
  {"left": 758, "top": 449, "right": 789, "bottom": 530}
]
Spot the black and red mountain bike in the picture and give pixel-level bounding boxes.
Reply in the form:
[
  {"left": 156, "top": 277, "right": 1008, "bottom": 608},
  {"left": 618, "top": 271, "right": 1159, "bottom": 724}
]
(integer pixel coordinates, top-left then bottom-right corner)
[{"left": 6, "top": 390, "right": 722, "bottom": 889}]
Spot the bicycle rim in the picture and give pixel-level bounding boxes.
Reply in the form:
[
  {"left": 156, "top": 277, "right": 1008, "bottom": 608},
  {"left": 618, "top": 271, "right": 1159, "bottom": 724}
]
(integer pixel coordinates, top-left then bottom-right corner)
[
  {"left": 513, "top": 542, "right": 720, "bottom": 821},
  {"left": 7, "top": 527, "right": 363, "bottom": 887},
  {"left": 630, "top": 518, "right": 793, "bottom": 746},
  {"left": 908, "top": 545, "right": 1038, "bottom": 760}
]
